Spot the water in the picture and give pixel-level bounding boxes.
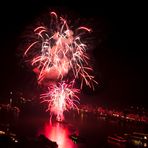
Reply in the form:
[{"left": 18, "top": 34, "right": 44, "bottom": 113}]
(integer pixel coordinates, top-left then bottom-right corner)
[
  {"left": 15, "top": 112, "right": 148, "bottom": 148},
  {"left": 38, "top": 121, "right": 78, "bottom": 148}
]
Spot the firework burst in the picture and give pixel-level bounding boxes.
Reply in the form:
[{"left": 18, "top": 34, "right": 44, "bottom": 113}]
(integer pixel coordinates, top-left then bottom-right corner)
[
  {"left": 40, "top": 81, "right": 80, "bottom": 121},
  {"left": 24, "top": 11, "right": 97, "bottom": 88},
  {"left": 22, "top": 11, "right": 97, "bottom": 121}
]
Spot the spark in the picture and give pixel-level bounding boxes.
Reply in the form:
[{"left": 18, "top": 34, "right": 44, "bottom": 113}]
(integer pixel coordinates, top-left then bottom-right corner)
[
  {"left": 24, "top": 11, "right": 97, "bottom": 88},
  {"left": 41, "top": 81, "right": 80, "bottom": 121},
  {"left": 23, "top": 11, "right": 97, "bottom": 121}
]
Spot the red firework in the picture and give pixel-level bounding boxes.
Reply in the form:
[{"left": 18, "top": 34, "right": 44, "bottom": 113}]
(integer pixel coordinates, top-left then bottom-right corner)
[
  {"left": 23, "top": 11, "right": 97, "bottom": 121},
  {"left": 40, "top": 81, "right": 79, "bottom": 121}
]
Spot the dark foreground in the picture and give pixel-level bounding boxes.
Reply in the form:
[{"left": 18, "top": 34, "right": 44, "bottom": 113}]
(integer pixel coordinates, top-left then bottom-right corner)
[{"left": 0, "top": 110, "right": 148, "bottom": 148}]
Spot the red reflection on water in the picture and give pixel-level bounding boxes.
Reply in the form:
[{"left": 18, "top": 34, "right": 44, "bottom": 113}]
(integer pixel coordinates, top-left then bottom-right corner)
[{"left": 39, "top": 121, "right": 77, "bottom": 148}]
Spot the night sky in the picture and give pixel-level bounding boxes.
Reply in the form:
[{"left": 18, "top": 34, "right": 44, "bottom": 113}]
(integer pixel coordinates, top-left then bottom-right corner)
[{"left": 0, "top": 1, "right": 147, "bottom": 107}]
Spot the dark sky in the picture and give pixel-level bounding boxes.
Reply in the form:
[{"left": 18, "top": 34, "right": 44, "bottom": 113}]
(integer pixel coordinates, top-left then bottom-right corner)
[{"left": 0, "top": 1, "right": 147, "bottom": 107}]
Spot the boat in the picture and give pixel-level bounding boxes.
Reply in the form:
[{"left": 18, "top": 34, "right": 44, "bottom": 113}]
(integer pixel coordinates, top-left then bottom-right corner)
[
  {"left": 124, "top": 132, "right": 148, "bottom": 147},
  {"left": 107, "top": 134, "right": 127, "bottom": 143},
  {"left": 69, "top": 133, "right": 86, "bottom": 143}
]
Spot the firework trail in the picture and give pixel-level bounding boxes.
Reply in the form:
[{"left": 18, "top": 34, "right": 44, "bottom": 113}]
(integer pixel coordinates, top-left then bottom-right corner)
[
  {"left": 23, "top": 11, "right": 97, "bottom": 121},
  {"left": 41, "top": 81, "right": 80, "bottom": 121}
]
